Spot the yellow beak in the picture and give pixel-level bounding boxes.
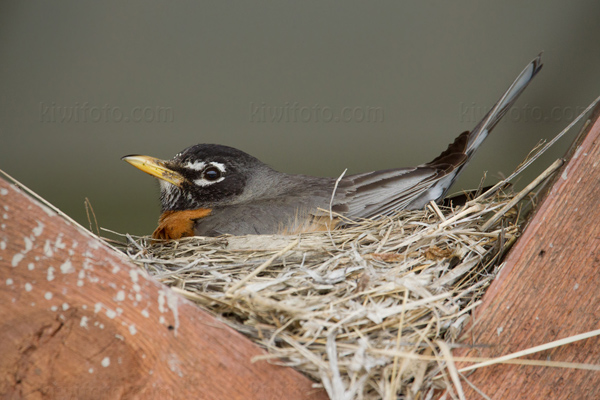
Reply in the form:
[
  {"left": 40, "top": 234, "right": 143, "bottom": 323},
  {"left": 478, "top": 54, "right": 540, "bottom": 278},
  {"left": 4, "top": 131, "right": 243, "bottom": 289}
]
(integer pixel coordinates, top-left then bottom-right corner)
[{"left": 122, "top": 155, "right": 184, "bottom": 187}]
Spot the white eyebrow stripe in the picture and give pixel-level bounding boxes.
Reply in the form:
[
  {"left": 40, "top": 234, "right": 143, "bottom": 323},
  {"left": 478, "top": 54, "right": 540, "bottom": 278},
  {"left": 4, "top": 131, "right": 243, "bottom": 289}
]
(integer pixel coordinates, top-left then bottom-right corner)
[
  {"left": 184, "top": 161, "right": 226, "bottom": 173},
  {"left": 209, "top": 162, "right": 226, "bottom": 172},
  {"left": 185, "top": 161, "right": 206, "bottom": 171}
]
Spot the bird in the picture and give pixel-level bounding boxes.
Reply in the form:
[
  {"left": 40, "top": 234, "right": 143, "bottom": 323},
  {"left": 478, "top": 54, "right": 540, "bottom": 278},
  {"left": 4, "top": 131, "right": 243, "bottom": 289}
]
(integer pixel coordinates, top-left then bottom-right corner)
[{"left": 123, "top": 55, "right": 542, "bottom": 239}]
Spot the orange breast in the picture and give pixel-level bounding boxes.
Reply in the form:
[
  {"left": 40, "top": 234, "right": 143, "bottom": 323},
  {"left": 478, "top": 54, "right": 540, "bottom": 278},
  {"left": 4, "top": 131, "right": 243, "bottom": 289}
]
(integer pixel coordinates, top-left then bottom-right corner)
[{"left": 152, "top": 208, "right": 212, "bottom": 240}]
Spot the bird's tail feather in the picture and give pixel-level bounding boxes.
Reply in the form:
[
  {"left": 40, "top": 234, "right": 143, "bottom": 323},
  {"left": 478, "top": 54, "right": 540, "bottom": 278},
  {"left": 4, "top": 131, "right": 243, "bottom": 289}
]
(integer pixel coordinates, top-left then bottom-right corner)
[
  {"left": 465, "top": 53, "right": 544, "bottom": 156},
  {"left": 424, "top": 54, "right": 543, "bottom": 188},
  {"left": 344, "top": 55, "right": 543, "bottom": 218}
]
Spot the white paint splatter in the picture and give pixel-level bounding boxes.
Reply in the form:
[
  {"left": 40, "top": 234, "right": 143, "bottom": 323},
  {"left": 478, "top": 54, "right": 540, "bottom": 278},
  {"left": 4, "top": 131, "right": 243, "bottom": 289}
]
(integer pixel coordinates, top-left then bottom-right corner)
[
  {"left": 115, "top": 334, "right": 125, "bottom": 341},
  {"left": 497, "top": 327, "right": 503, "bottom": 336},
  {"left": 141, "top": 309, "right": 149, "bottom": 318},
  {"left": 6, "top": 278, "right": 13, "bottom": 285},
  {"left": 25, "top": 283, "right": 33, "bottom": 292},
  {"left": 51, "top": 305, "right": 58, "bottom": 312},
  {"left": 129, "top": 269, "right": 139, "bottom": 284},
  {"left": 158, "top": 289, "right": 180, "bottom": 336},
  {"left": 23, "top": 237, "right": 33, "bottom": 253},
  {"left": 88, "top": 240, "right": 100, "bottom": 250},
  {"left": 158, "top": 291, "right": 166, "bottom": 313},
  {"left": 60, "top": 259, "right": 75, "bottom": 274},
  {"left": 0, "top": 188, "right": 8, "bottom": 195},
  {"left": 47, "top": 267, "right": 55, "bottom": 281},
  {"left": 40, "top": 203, "right": 55, "bottom": 217},
  {"left": 0, "top": 241, "right": 5, "bottom": 250},
  {"left": 106, "top": 309, "right": 117, "bottom": 319},
  {"left": 44, "top": 292, "right": 53, "bottom": 300},
  {"left": 574, "top": 283, "right": 579, "bottom": 290},
  {"left": 168, "top": 354, "right": 184, "bottom": 377},
  {"left": 28, "top": 263, "right": 34, "bottom": 271},
  {"left": 101, "top": 357, "right": 110, "bottom": 367},
  {"left": 62, "top": 303, "right": 69, "bottom": 311},
  {"left": 12, "top": 253, "right": 24, "bottom": 267},
  {"left": 94, "top": 303, "right": 103, "bottom": 313},
  {"left": 88, "top": 368, "right": 94, "bottom": 374},
  {"left": 77, "top": 270, "right": 85, "bottom": 287},
  {"left": 115, "top": 291, "right": 125, "bottom": 302},
  {"left": 129, "top": 324, "right": 137, "bottom": 335},
  {"left": 2, "top": 213, "right": 8, "bottom": 220},
  {"left": 80, "top": 316, "right": 89, "bottom": 328},
  {"left": 82, "top": 258, "right": 93, "bottom": 271},
  {"left": 55, "top": 235, "right": 66, "bottom": 250},
  {"left": 32, "top": 221, "right": 44, "bottom": 237},
  {"left": 43, "top": 240, "right": 54, "bottom": 257}
]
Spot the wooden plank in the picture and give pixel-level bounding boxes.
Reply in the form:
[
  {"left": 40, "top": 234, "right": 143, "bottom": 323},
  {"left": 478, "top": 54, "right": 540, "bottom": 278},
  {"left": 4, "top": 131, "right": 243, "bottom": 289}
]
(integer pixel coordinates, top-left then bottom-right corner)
[
  {"left": 451, "top": 106, "right": 600, "bottom": 399},
  {"left": 0, "top": 178, "right": 327, "bottom": 399}
]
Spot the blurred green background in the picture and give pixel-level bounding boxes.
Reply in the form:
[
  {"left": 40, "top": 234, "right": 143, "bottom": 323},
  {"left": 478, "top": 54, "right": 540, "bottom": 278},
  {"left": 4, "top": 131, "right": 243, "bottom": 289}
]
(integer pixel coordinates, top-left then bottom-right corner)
[{"left": 1, "top": 1, "right": 599, "bottom": 238}]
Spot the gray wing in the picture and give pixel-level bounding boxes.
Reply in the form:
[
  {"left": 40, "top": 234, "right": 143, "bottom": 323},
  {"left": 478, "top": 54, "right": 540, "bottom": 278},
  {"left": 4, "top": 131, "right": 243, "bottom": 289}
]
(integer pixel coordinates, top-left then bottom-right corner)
[
  {"left": 341, "top": 54, "right": 543, "bottom": 220},
  {"left": 194, "top": 175, "right": 344, "bottom": 236},
  {"left": 341, "top": 166, "right": 442, "bottom": 219},
  {"left": 194, "top": 203, "right": 305, "bottom": 236}
]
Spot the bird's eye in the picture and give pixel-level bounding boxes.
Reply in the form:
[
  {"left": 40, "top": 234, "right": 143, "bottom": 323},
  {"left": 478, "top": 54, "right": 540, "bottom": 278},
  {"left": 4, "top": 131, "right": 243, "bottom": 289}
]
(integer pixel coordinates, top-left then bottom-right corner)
[{"left": 202, "top": 166, "right": 222, "bottom": 181}]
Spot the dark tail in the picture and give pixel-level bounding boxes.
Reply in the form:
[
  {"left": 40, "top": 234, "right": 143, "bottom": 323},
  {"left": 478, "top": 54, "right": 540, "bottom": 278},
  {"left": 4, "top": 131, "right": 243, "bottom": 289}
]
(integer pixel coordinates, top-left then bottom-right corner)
[{"left": 423, "top": 54, "right": 543, "bottom": 199}]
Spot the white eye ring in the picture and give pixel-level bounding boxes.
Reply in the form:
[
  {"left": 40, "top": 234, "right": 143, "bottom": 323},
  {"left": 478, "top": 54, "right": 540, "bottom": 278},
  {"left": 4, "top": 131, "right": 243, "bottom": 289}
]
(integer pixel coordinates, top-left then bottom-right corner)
[{"left": 192, "top": 162, "right": 226, "bottom": 187}]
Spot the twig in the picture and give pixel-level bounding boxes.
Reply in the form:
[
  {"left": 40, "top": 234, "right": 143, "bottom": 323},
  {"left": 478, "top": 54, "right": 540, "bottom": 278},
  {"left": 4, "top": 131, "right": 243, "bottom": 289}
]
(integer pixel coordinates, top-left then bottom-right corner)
[{"left": 481, "top": 158, "right": 563, "bottom": 231}]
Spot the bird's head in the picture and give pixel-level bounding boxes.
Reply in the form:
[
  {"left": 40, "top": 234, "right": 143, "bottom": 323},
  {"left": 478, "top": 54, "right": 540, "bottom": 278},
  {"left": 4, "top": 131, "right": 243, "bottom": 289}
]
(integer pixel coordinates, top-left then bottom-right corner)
[{"left": 123, "top": 144, "right": 267, "bottom": 211}]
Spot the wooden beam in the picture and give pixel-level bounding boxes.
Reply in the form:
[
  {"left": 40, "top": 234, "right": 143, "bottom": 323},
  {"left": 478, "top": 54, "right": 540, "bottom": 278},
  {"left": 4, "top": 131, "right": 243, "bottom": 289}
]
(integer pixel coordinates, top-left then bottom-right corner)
[
  {"left": 450, "top": 105, "right": 600, "bottom": 399},
  {"left": 0, "top": 178, "right": 327, "bottom": 399}
]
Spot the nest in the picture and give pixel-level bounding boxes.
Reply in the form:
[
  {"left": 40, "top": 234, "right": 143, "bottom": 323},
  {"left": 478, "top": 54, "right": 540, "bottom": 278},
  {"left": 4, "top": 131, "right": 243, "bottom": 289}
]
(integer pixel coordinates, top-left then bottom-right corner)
[{"left": 119, "top": 174, "right": 553, "bottom": 399}]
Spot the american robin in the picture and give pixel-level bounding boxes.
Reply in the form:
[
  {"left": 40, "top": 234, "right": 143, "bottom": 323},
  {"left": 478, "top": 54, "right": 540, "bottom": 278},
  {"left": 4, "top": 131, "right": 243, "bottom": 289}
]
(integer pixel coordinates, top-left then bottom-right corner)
[{"left": 123, "top": 55, "right": 542, "bottom": 239}]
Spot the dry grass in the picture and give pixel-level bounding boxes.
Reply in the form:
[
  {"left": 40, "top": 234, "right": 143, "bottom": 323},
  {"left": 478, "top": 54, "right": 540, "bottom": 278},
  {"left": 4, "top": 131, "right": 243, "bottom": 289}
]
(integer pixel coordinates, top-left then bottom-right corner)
[{"left": 118, "top": 168, "right": 558, "bottom": 399}]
